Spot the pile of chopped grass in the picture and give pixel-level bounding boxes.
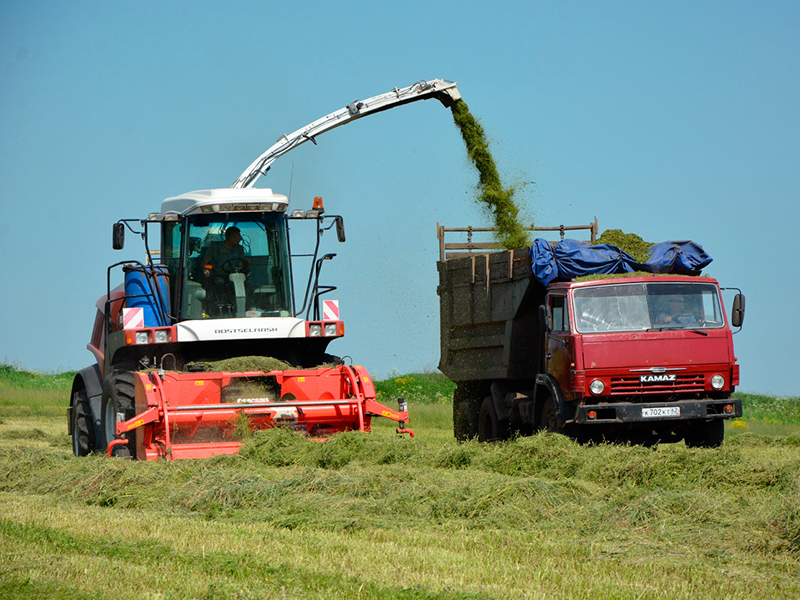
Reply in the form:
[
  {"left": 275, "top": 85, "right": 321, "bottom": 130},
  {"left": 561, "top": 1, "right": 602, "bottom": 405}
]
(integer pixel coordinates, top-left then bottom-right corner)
[
  {"left": 592, "top": 229, "right": 654, "bottom": 263},
  {"left": 451, "top": 100, "right": 529, "bottom": 250},
  {"left": 188, "top": 356, "right": 294, "bottom": 373}
]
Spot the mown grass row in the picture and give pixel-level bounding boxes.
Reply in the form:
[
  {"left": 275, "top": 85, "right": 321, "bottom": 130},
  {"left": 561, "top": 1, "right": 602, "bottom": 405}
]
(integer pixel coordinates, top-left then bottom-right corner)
[{"left": 1, "top": 365, "right": 799, "bottom": 599}]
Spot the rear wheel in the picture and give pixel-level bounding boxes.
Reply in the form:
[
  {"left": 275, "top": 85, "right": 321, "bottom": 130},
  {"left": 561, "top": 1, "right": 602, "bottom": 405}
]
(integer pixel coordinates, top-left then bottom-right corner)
[
  {"left": 71, "top": 389, "right": 94, "bottom": 457},
  {"left": 453, "top": 386, "right": 479, "bottom": 442},
  {"left": 101, "top": 365, "right": 136, "bottom": 457},
  {"left": 685, "top": 419, "right": 724, "bottom": 448},
  {"left": 478, "top": 396, "right": 509, "bottom": 442}
]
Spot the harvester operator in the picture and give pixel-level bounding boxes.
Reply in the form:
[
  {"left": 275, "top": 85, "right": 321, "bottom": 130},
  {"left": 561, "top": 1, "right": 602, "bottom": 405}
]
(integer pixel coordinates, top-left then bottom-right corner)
[
  {"left": 203, "top": 226, "right": 248, "bottom": 274},
  {"left": 202, "top": 226, "right": 249, "bottom": 316}
]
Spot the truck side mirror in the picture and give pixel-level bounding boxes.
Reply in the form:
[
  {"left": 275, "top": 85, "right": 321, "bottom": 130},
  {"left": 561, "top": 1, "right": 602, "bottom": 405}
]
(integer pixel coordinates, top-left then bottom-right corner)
[
  {"left": 335, "top": 216, "right": 346, "bottom": 243},
  {"left": 731, "top": 293, "right": 745, "bottom": 328},
  {"left": 113, "top": 223, "right": 125, "bottom": 250}
]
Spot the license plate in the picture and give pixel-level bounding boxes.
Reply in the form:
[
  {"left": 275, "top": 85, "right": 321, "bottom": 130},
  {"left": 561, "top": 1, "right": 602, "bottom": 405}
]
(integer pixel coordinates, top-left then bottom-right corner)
[{"left": 642, "top": 406, "right": 680, "bottom": 418}]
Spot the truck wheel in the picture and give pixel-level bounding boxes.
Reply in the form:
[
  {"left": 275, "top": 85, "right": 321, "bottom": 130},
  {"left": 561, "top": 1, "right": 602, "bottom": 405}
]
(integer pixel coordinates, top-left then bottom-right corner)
[
  {"left": 478, "top": 396, "right": 509, "bottom": 442},
  {"left": 540, "top": 395, "right": 562, "bottom": 433},
  {"left": 453, "top": 387, "right": 479, "bottom": 441},
  {"left": 101, "top": 365, "right": 136, "bottom": 457},
  {"left": 685, "top": 419, "right": 724, "bottom": 448},
  {"left": 71, "top": 389, "right": 95, "bottom": 457}
]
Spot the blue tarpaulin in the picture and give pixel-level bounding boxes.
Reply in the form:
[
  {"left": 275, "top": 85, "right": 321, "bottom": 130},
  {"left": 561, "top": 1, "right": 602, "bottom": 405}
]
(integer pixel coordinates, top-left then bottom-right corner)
[{"left": 530, "top": 239, "right": 712, "bottom": 286}]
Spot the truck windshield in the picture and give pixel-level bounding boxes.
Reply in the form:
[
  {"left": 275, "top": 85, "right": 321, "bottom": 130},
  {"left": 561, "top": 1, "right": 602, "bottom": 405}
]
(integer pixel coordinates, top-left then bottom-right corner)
[
  {"left": 573, "top": 282, "right": 724, "bottom": 333},
  {"left": 175, "top": 213, "right": 293, "bottom": 320}
]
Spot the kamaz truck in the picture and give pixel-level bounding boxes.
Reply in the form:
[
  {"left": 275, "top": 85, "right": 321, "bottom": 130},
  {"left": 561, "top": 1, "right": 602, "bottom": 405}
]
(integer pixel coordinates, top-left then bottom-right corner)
[{"left": 436, "top": 223, "right": 745, "bottom": 447}]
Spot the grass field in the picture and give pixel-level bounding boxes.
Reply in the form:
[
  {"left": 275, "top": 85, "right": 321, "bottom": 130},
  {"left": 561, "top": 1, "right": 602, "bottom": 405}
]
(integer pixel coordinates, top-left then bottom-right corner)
[{"left": 1, "top": 365, "right": 799, "bottom": 599}]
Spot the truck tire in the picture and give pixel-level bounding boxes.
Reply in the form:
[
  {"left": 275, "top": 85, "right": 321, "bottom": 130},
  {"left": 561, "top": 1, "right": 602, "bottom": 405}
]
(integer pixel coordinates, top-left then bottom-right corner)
[
  {"left": 540, "top": 395, "right": 563, "bottom": 434},
  {"left": 101, "top": 365, "right": 136, "bottom": 457},
  {"left": 685, "top": 419, "right": 724, "bottom": 448},
  {"left": 71, "top": 389, "right": 94, "bottom": 457},
  {"left": 478, "top": 396, "right": 509, "bottom": 442},
  {"left": 453, "top": 387, "right": 479, "bottom": 441}
]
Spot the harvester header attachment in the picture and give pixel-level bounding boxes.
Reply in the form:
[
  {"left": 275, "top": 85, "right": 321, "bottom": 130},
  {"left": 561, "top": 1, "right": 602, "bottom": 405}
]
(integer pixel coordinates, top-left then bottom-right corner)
[{"left": 107, "top": 365, "right": 413, "bottom": 460}]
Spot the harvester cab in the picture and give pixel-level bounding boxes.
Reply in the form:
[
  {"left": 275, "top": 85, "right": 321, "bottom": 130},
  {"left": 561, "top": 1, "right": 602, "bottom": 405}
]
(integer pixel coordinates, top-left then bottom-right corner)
[{"left": 69, "top": 77, "right": 460, "bottom": 459}]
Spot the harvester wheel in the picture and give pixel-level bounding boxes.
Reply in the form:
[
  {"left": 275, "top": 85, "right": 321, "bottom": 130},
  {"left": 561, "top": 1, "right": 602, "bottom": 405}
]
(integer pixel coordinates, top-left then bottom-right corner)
[
  {"left": 478, "top": 396, "right": 509, "bottom": 442},
  {"left": 71, "top": 389, "right": 94, "bottom": 457},
  {"left": 101, "top": 365, "right": 137, "bottom": 457},
  {"left": 685, "top": 419, "right": 724, "bottom": 448}
]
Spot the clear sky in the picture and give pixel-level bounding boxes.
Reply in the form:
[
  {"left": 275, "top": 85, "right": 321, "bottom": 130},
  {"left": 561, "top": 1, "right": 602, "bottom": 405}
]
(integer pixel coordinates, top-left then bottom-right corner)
[{"left": 1, "top": 1, "right": 798, "bottom": 395}]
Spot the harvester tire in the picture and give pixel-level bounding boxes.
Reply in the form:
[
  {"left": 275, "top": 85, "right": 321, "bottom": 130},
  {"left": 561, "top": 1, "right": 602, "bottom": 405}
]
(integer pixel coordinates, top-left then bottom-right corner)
[
  {"left": 478, "top": 396, "right": 509, "bottom": 442},
  {"left": 685, "top": 419, "right": 724, "bottom": 448},
  {"left": 101, "top": 365, "right": 137, "bottom": 457},
  {"left": 71, "top": 389, "right": 94, "bottom": 457}
]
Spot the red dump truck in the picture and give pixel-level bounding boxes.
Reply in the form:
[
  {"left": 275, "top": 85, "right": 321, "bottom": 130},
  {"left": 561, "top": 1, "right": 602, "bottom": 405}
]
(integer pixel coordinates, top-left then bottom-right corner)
[{"left": 436, "top": 223, "right": 745, "bottom": 447}]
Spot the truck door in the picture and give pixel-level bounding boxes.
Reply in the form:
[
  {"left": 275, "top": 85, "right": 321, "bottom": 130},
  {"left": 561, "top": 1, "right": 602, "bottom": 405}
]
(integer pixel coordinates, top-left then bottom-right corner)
[{"left": 545, "top": 294, "right": 573, "bottom": 399}]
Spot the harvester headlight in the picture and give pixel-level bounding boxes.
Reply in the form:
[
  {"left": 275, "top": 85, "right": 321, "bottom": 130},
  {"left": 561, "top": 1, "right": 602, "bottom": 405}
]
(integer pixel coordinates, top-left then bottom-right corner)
[
  {"left": 324, "top": 323, "right": 338, "bottom": 337},
  {"left": 589, "top": 379, "right": 605, "bottom": 395},
  {"left": 309, "top": 324, "right": 322, "bottom": 337},
  {"left": 135, "top": 331, "right": 150, "bottom": 345},
  {"left": 154, "top": 330, "right": 169, "bottom": 343},
  {"left": 711, "top": 374, "right": 725, "bottom": 390}
]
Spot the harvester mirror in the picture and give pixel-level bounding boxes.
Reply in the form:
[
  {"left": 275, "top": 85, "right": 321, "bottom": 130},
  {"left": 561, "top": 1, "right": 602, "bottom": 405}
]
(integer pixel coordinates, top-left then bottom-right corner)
[
  {"left": 731, "top": 293, "right": 746, "bottom": 328},
  {"left": 335, "top": 216, "right": 346, "bottom": 242},
  {"left": 112, "top": 222, "right": 125, "bottom": 250}
]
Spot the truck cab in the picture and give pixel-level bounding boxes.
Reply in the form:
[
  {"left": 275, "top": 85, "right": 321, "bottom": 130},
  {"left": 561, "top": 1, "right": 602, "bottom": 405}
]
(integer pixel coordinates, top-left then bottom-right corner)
[{"left": 542, "top": 276, "right": 741, "bottom": 444}]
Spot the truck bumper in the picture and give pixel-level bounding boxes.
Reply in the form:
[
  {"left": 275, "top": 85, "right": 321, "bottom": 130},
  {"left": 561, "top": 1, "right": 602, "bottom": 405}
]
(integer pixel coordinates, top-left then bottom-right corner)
[{"left": 574, "top": 397, "right": 742, "bottom": 425}]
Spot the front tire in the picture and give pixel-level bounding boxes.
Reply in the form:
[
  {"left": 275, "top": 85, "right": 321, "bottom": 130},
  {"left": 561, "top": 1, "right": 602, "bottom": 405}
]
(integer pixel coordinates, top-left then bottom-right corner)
[
  {"left": 539, "top": 395, "right": 562, "bottom": 433},
  {"left": 685, "top": 419, "right": 724, "bottom": 448},
  {"left": 71, "top": 389, "right": 94, "bottom": 457},
  {"left": 478, "top": 396, "right": 509, "bottom": 442},
  {"left": 101, "top": 365, "right": 136, "bottom": 457}
]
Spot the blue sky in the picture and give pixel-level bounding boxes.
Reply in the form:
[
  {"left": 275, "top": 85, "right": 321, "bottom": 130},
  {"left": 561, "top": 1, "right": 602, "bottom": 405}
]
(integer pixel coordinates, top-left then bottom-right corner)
[{"left": 1, "top": 1, "right": 798, "bottom": 395}]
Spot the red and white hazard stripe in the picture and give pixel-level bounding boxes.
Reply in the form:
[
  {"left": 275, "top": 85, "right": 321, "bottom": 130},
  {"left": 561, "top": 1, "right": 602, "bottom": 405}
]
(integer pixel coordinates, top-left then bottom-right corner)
[
  {"left": 322, "top": 300, "right": 339, "bottom": 321},
  {"left": 123, "top": 307, "right": 144, "bottom": 329}
]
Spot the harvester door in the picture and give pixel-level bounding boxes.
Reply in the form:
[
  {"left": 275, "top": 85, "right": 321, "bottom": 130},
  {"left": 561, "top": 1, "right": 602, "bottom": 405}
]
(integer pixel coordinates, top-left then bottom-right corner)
[{"left": 544, "top": 294, "right": 573, "bottom": 400}]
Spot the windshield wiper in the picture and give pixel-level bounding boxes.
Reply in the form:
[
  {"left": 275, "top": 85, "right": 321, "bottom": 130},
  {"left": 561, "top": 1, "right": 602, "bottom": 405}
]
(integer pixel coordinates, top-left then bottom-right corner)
[{"left": 646, "top": 326, "right": 708, "bottom": 335}]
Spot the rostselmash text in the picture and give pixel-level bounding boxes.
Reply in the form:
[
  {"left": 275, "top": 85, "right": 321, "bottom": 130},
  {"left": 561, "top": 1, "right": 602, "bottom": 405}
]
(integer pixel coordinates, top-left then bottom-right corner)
[{"left": 214, "top": 327, "right": 279, "bottom": 335}]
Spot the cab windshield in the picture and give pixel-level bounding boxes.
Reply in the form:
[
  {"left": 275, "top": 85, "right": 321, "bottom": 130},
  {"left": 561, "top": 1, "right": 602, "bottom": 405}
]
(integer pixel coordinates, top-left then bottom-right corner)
[
  {"left": 164, "top": 213, "right": 293, "bottom": 319},
  {"left": 573, "top": 282, "right": 724, "bottom": 333}
]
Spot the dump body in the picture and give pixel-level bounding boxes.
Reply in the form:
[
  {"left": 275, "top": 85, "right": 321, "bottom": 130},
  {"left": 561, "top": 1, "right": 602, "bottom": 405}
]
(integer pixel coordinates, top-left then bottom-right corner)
[{"left": 438, "top": 247, "right": 742, "bottom": 446}]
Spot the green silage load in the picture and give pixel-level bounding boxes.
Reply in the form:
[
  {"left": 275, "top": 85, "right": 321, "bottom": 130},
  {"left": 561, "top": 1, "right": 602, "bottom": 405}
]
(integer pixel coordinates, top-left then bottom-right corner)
[
  {"left": 593, "top": 229, "right": 654, "bottom": 263},
  {"left": 451, "top": 100, "right": 529, "bottom": 250}
]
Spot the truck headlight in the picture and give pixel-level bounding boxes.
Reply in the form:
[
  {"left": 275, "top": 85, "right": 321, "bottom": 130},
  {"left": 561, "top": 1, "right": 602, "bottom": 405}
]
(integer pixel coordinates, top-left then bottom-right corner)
[
  {"left": 324, "top": 323, "right": 338, "bottom": 337},
  {"left": 308, "top": 324, "right": 322, "bottom": 337},
  {"left": 711, "top": 374, "right": 725, "bottom": 390},
  {"left": 135, "top": 331, "right": 150, "bottom": 345},
  {"left": 590, "top": 379, "right": 605, "bottom": 395}
]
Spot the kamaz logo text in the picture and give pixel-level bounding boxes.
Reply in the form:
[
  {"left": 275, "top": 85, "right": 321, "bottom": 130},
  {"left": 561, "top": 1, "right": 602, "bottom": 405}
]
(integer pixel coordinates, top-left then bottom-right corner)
[{"left": 639, "top": 374, "right": 677, "bottom": 383}]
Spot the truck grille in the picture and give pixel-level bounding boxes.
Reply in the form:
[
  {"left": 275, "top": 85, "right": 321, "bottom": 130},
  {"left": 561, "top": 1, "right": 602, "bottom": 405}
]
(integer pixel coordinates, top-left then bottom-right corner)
[{"left": 610, "top": 374, "right": 705, "bottom": 395}]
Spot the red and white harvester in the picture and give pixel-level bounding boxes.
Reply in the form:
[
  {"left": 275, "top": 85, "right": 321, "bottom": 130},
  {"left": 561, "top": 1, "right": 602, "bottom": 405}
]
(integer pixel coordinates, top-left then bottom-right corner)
[{"left": 68, "top": 79, "right": 461, "bottom": 459}]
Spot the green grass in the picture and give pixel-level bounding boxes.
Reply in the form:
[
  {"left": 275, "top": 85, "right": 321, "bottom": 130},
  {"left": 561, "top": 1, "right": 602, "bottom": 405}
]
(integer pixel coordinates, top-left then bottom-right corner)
[{"left": 0, "top": 364, "right": 799, "bottom": 599}]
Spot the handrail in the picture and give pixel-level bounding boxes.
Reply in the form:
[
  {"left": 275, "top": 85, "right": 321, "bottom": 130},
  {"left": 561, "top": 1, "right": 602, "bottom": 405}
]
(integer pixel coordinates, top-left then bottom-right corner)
[{"left": 436, "top": 219, "right": 598, "bottom": 262}]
